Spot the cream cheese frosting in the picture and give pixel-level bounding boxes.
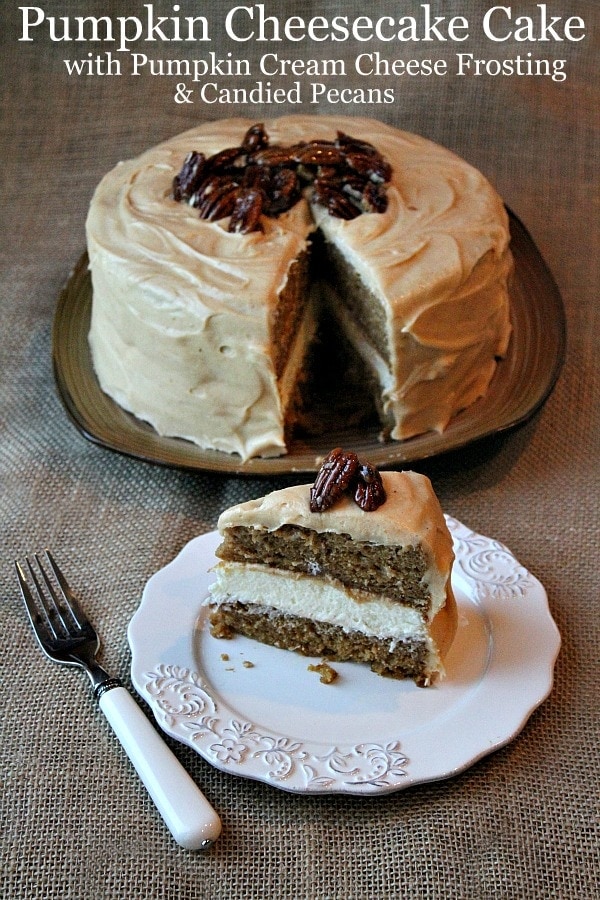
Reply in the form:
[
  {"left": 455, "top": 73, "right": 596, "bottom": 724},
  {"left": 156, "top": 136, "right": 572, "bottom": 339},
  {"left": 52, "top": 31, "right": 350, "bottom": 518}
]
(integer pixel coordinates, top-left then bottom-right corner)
[{"left": 86, "top": 116, "right": 512, "bottom": 459}]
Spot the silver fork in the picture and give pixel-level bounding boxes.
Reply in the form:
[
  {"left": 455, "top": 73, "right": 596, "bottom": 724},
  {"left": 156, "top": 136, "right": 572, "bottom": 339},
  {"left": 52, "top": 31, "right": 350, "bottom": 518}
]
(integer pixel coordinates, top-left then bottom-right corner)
[{"left": 15, "top": 550, "right": 221, "bottom": 850}]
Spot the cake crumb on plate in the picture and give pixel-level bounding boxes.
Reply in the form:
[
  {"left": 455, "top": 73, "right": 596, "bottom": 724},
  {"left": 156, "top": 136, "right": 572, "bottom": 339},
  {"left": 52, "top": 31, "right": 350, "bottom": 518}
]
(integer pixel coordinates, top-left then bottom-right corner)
[{"left": 308, "top": 662, "right": 339, "bottom": 684}]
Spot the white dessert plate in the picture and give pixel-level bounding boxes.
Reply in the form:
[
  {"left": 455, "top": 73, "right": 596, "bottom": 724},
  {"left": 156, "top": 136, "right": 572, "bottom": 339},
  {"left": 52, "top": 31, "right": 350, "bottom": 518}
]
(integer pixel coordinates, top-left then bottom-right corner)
[
  {"left": 128, "top": 517, "right": 560, "bottom": 795},
  {"left": 53, "top": 211, "right": 565, "bottom": 475}
]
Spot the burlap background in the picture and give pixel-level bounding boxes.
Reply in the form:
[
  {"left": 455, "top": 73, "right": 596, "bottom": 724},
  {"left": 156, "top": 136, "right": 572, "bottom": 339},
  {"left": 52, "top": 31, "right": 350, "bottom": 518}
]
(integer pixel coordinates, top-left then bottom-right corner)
[{"left": 1, "top": 2, "right": 598, "bottom": 897}]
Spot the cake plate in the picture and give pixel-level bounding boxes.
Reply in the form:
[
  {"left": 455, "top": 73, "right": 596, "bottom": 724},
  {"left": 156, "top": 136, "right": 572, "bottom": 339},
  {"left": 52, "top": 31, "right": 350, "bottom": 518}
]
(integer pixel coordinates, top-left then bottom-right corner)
[
  {"left": 128, "top": 517, "right": 560, "bottom": 795},
  {"left": 54, "top": 211, "right": 565, "bottom": 475}
]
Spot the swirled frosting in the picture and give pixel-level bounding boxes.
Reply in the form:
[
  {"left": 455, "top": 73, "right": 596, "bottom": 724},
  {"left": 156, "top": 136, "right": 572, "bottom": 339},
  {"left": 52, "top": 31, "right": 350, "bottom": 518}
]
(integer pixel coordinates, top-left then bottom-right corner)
[{"left": 86, "top": 116, "right": 512, "bottom": 459}]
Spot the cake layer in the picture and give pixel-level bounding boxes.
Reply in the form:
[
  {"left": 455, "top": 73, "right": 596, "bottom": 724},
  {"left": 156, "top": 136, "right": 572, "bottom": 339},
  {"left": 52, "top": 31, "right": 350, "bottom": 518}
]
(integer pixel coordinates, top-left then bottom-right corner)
[{"left": 218, "top": 526, "right": 432, "bottom": 612}]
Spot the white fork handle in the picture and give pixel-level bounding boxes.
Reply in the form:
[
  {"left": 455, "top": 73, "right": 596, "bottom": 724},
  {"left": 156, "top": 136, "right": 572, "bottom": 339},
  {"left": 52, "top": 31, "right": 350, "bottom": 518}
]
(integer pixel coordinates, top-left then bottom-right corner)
[{"left": 98, "top": 686, "right": 221, "bottom": 849}]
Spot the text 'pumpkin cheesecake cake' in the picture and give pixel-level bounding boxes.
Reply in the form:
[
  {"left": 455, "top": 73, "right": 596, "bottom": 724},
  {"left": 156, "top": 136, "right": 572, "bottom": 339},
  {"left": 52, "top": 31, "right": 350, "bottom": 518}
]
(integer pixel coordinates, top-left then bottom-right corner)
[
  {"left": 86, "top": 116, "right": 512, "bottom": 461},
  {"left": 206, "top": 450, "right": 457, "bottom": 686}
]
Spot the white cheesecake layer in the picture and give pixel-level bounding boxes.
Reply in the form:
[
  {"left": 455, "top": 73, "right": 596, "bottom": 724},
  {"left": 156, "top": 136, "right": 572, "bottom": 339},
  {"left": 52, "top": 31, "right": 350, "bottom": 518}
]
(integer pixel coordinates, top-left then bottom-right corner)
[{"left": 208, "top": 562, "right": 429, "bottom": 645}]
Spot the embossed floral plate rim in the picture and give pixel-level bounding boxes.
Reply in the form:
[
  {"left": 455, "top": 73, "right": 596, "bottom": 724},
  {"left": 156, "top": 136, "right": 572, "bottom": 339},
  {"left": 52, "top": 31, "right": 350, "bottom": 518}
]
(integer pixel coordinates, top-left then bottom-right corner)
[
  {"left": 128, "top": 517, "right": 560, "bottom": 795},
  {"left": 54, "top": 211, "right": 565, "bottom": 475}
]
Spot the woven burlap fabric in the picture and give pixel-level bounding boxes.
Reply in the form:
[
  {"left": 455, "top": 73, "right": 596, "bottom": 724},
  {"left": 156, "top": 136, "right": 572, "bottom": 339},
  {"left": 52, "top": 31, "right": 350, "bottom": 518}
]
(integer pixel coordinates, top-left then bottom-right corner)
[{"left": 1, "top": 2, "right": 598, "bottom": 897}]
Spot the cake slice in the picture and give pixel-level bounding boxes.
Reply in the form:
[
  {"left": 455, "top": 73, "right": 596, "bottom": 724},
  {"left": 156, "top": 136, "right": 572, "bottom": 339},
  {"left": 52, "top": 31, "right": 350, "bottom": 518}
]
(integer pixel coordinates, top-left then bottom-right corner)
[{"left": 207, "top": 451, "right": 456, "bottom": 685}]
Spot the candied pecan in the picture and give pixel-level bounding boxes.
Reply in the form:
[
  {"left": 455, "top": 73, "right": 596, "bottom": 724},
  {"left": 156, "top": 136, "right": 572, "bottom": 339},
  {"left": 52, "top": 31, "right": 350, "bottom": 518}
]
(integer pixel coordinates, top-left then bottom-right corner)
[
  {"left": 310, "top": 448, "right": 360, "bottom": 512},
  {"left": 228, "top": 188, "right": 264, "bottom": 234},
  {"left": 361, "top": 181, "right": 389, "bottom": 214},
  {"left": 196, "top": 178, "right": 240, "bottom": 220},
  {"left": 328, "top": 196, "right": 362, "bottom": 220},
  {"left": 263, "top": 168, "right": 300, "bottom": 216},
  {"left": 205, "top": 146, "right": 246, "bottom": 174},
  {"left": 317, "top": 165, "right": 339, "bottom": 180},
  {"left": 341, "top": 174, "right": 370, "bottom": 202},
  {"left": 335, "top": 131, "right": 380, "bottom": 156},
  {"left": 198, "top": 190, "right": 239, "bottom": 221},
  {"left": 293, "top": 141, "right": 345, "bottom": 167},
  {"left": 295, "top": 163, "right": 317, "bottom": 183},
  {"left": 312, "top": 182, "right": 362, "bottom": 220},
  {"left": 251, "top": 145, "right": 296, "bottom": 167},
  {"left": 271, "top": 167, "right": 298, "bottom": 197},
  {"left": 242, "top": 123, "right": 269, "bottom": 152},
  {"left": 353, "top": 462, "right": 387, "bottom": 512},
  {"left": 241, "top": 164, "right": 271, "bottom": 191},
  {"left": 188, "top": 173, "right": 222, "bottom": 208},
  {"left": 172, "top": 150, "right": 206, "bottom": 201},
  {"left": 345, "top": 150, "right": 392, "bottom": 184}
]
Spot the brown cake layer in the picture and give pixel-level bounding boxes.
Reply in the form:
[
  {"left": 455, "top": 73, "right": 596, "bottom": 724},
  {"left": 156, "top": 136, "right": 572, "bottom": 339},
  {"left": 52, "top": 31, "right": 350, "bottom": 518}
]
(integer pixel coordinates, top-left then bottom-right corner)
[
  {"left": 289, "top": 305, "right": 383, "bottom": 437},
  {"left": 209, "top": 601, "right": 431, "bottom": 680},
  {"left": 323, "top": 239, "right": 391, "bottom": 365},
  {"left": 217, "top": 525, "right": 432, "bottom": 613},
  {"left": 270, "top": 250, "right": 311, "bottom": 380}
]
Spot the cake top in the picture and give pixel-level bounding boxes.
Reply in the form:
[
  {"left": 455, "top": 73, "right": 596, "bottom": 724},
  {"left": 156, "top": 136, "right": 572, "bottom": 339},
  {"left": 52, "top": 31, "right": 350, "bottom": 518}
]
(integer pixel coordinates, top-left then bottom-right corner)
[
  {"left": 87, "top": 115, "right": 510, "bottom": 325},
  {"left": 217, "top": 468, "right": 454, "bottom": 576}
]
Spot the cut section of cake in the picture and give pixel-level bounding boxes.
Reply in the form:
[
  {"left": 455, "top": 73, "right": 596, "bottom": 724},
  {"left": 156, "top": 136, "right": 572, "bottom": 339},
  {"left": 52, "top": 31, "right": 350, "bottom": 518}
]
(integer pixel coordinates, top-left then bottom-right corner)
[{"left": 206, "top": 452, "right": 456, "bottom": 685}]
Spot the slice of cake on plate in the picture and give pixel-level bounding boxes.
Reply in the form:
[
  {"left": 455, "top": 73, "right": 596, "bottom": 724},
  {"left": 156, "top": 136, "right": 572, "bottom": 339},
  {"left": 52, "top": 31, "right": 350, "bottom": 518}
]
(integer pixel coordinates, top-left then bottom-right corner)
[{"left": 206, "top": 449, "right": 456, "bottom": 686}]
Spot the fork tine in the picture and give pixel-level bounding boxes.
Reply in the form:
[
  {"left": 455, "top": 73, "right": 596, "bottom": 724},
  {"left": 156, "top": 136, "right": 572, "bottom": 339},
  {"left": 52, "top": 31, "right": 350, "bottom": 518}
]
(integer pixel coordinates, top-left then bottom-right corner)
[
  {"left": 29, "top": 553, "right": 73, "bottom": 636},
  {"left": 44, "top": 549, "right": 86, "bottom": 629},
  {"left": 14, "top": 559, "right": 58, "bottom": 642}
]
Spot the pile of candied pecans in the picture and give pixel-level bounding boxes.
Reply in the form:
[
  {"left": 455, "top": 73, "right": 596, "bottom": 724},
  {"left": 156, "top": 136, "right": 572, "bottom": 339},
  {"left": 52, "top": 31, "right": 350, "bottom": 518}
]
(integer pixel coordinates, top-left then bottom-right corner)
[
  {"left": 310, "top": 448, "right": 386, "bottom": 513},
  {"left": 172, "top": 123, "right": 392, "bottom": 234}
]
